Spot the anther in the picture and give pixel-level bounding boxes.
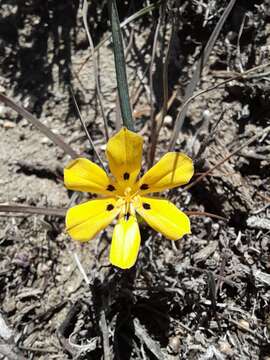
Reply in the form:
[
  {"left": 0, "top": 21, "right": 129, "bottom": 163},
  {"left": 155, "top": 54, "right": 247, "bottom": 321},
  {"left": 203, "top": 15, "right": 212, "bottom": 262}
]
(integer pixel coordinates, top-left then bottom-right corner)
[
  {"left": 140, "top": 184, "right": 149, "bottom": 190},
  {"left": 106, "top": 204, "right": 114, "bottom": 211},
  {"left": 107, "top": 184, "right": 115, "bottom": 191},
  {"left": 142, "top": 203, "right": 151, "bottom": 210},
  {"left": 123, "top": 172, "right": 130, "bottom": 180}
]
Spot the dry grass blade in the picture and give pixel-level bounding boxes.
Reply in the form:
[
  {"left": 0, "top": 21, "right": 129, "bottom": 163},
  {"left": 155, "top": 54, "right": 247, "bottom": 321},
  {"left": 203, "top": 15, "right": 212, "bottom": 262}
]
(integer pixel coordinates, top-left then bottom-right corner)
[
  {"left": 82, "top": 0, "right": 109, "bottom": 141},
  {"left": 73, "top": 253, "right": 90, "bottom": 285},
  {"left": 0, "top": 93, "right": 79, "bottom": 159},
  {"left": 0, "top": 204, "right": 66, "bottom": 217},
  {"left": 157, "top": 24, "right": 174, "bottom": 135},
  {"left": 166, "top": 61, "right": 270, "bottom": 154},
  {"left": 185, "top": 211, "right": 226, "bottom": 221},
  {"left": 169, "top": 0, "right": 237, "bottom": 150},
  {"left": 69, "top": 87, "right": 105, "bottom": 171},
  {"left": 134, "top": 318, "right": 165, "bottom": 360},
  {"left": 148, "top": 3, "right": 165, "bottom": 167},
  {"left": 149, "top": 17, "right": 173, "bottom": 166},
  {"left": 182, "top": 125, "right": 270, "bottom": 193},
  {"left": 196, "top": 110, "right": 226, "bottom": 159}
]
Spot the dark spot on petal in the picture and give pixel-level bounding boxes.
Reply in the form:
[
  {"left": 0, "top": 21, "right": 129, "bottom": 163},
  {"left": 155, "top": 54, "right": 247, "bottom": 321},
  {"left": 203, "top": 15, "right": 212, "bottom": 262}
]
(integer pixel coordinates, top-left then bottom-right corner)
[
  {"left": 123, "top": 172, "right": 130, "bottom": 180},
  {"left": 107, "top": 184, "right": 115, "bottom": 191},
  {"left": 125, "top": 212, "right": 130, "bottom": 220},
  {"left": 140, "top": 183, "right": 149, "bottom": 190},
  {"left": 142, "top": 203, "right": 151, "bottom": 210},
  {"left": 106, "top": 204, "right": 114, "bottom": 211}
]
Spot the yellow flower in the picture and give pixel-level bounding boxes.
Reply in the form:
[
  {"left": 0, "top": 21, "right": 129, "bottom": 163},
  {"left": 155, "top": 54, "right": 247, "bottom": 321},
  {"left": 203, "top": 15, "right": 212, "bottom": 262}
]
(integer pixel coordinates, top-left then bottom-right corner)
[{"left": 64, "top": 128, "right": 194, "bottom": 269}]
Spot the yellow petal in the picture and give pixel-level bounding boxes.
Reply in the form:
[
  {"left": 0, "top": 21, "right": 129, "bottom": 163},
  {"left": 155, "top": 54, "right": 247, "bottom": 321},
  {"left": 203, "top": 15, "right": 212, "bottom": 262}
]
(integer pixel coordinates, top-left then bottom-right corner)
[
  {"left": 138, "top": 152, "right": 194, "bottom": 194},
  {"left": 64, "top": 158, "right": 117, "bottom": 195},
  {"left": 110, "top": 215, "right": 141, "bottom": 269},
  {"left": 135, "top": 197, "right": 190, "bottom": 240},
  {"left": 106, "top": 128, "right": 143, "bottom": 188},
  {"left": 66, "top": 198, "right": 120, "bottom": 242}
]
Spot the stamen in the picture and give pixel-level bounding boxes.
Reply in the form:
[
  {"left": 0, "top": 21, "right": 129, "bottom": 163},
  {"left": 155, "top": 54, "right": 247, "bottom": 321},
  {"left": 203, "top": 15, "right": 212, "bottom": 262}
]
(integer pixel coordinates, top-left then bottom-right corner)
[
  {"left": 106, "top": 204, "right": 114, "bottom": 211},
  {"left": 123, "top": 172, "right": 130, "bottom": 180},
  {"left": 142, "top": 203, "right": 151, "bottom": 210},
  {"left": 140, "top": 184, "right": 149, "bottom": 190},
  {"left": 107, "top": 184, "right": 115, "bottom": 191}
]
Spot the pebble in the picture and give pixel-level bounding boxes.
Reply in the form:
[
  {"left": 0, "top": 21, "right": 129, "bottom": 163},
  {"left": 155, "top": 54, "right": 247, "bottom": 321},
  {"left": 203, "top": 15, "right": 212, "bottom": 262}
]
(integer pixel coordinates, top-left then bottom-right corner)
[
  {"left": 21, "top": 119, "right": 29, "bottom": 127},
  {"left": 41, "top": 137, "right": 53, "bottom": 145},
  {"left": 2, "top": 120, "right": 15, "bottom": 129},
  {"left": 167, "top": 335, "right": 181, "bottom": 355},
  {"left": 37, "top": 263, "right": 50, "bottom": 276},
  {"left": 238, "top": 319, "right": 250, "bottom": 331},
  {"left": 164, "top": 115, "right": 172, "bottom": 126},
  {"left": 0, "top": 104, "right": 6, "bottom": 116},
  {"left": 219, "top": 341, "right": 234, "bottom": 356},
  {"left": 2, "top": 299, "right": 16, "bottom": 314}
]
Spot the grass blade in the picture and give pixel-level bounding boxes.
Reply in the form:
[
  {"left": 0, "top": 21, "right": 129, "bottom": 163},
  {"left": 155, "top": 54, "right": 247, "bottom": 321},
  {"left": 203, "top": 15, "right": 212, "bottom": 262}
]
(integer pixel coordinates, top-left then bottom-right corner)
[
  {"left": 69, "top": 86, "right": 106, "bottom": 171},
  {"left": 148, "top": 4, "right": 164, "bottom": 166},
  {"left": 0, "top": 93, "right": 79, "bottom": 159},
  {"left": 0, "top": 204, "right": 66, "bottom": 217},
  {"left": 169, "top": 0, "right": 237, "bottom": 150},
  {"left": 108, "top": 0, "right": 134, "bottom": 131},
  {"left": 78, "top": 1, "right": 161, "bottom": 74},
  {"left": 82, "top": 0, "right": 109, "bottom": 141}
]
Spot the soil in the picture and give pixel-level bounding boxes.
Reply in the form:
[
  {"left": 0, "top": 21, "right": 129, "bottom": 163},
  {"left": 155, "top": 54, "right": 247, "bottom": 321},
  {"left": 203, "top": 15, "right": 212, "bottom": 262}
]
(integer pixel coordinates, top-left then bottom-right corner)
[{"left": 0, "top": 1, "right": 270, "bottom": 359}]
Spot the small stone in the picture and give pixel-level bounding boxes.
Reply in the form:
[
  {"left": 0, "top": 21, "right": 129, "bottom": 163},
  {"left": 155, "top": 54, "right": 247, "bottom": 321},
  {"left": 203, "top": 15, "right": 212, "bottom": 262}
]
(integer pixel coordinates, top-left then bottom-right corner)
[
  {"left": 41, "top": 137, "right": 53, "bottom": 145},
  {"left": 0, "top": 104, "right": 6, "bottom": 117},
  {"left": 3, "top": 120, "right": 15, "bottom": 129},
  {"left": 219, "top": 341, "right": 234, "bottom": 356},
  {"left": 13, "top": 252, "right": 30, "bottom": 268},
  {"left": 202, "top": 109, "right": 211, "bottom": 122},
  {"left": 164, "top": 115, "right": 172, "bottom": 126},
  {"left": 3, "top": 299, "right": 16, "bottom": 314},
  {"left": 21, "top": 119, "right": 28, "bottom": 127},
  {"left": 167, "top": 335, "right": 181, "bottom": 355},
  {"left": 238, "top": 319, "right": 250, "bottom": 331},
  {"left": 0, "top": 314, "right": 13, "bottom": 340},
  {"left": 37, "top": 263, "right": 50, "bottom": 276}
]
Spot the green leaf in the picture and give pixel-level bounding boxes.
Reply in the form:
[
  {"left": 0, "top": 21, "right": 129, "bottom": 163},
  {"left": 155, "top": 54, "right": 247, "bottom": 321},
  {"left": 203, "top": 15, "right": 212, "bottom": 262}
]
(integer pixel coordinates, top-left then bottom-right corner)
[{"left": 108, "top": 0, "right": 134, "bottom": 131}]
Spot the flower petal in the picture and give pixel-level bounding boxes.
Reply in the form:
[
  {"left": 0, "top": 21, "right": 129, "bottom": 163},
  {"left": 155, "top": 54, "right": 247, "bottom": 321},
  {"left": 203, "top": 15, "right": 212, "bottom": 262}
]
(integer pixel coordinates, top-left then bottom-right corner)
[
  {"left": 138, "top": 152, "right": 194, "bottom": 194},
  {"left": 110, "top": 215, "right": 141, "bottom": 269},
  {"left": 66, "top": 198, "right": 120, "bottom": 242},
  {"left": 64, "top": 158, "right": 117, "bottom": 195},
  {"left": 106, "top": 128, "right": 143, "bottom": 188},
  {"left": 135, "top": 197, "right": 190, "bottom": 240}
]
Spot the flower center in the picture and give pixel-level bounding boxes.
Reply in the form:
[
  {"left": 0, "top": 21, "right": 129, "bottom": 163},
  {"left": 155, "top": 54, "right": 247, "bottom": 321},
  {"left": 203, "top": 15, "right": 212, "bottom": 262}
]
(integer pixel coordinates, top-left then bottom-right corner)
[
  {"left": 123, "top": 186, "right": 140, "bottom": 203},
  {"left": 117, "top": 187, "right": 140, "bottom": 218},
  {"left": 124, "top": 186, "right": 132, "bottom": 199}
]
